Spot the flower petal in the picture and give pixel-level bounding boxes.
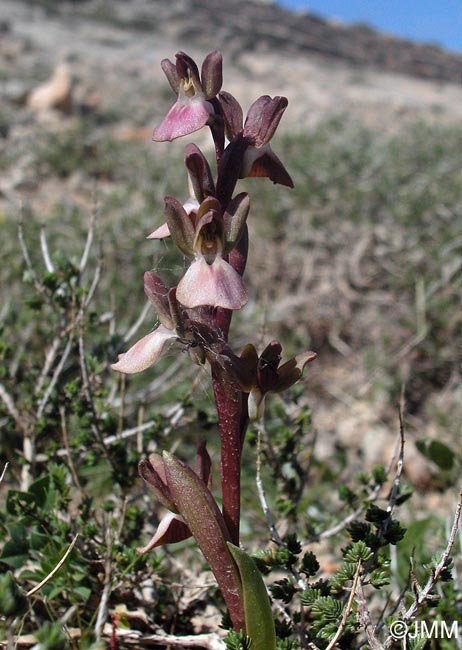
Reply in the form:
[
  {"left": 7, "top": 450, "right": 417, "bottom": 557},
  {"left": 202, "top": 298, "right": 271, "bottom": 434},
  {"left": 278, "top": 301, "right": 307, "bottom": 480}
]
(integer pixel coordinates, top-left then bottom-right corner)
[
  {"left": 201, "top": 50, "right": 223, "bottom": 99},
  {"left": 248, "top": 388, "right": 266, "bottom": 422},
  {"left": 257, "top": 340, "right": 282, "bottom": 393},
  {"left": 176, "top": 256, "right": 248, "bottom": 310},
  {"left": 185, "top": 143, "right": 216, "bottom": 201},
  {"left": 138, "top": 512, "right": 192, "bottom": 553},
  {"left": 242, "top": 144, "right": 294, "bottom": 188},
  {"left": 183, "top": 196, "right": 200, "bottom": 215},
  {"left": 274, "top": 351, "right": 317, "bottom": 392},
  {"left": 164, "top": 196, "right": 195, "bottom": 255},
  {"left": 223, "top": 192, "right": 250, "bottom": 254},
  {"left": 111, "top": 326, "right": 176, "bottom": 374},
  {"left": 139, "top": 455, "right": 177, "bottom": 512},
  {"left": 175, "top": 51, "right": 201, "bottom": 88},
  {"left": 143, "top": 272, "right": 173, "bottom": 330},
  {"left": 216, "top": 343, "right": 258, "bottom": 392},
  {"left": 147, "top": 222, "right": 170, "bottom": 240},
  {"left": 153, "top": 98, "right": 213, "bottom": 142},
  {"left": 244, "top": 95, "right": 288, "bottom": 147},
  {"left": 160, "top": 58, "right": 179, "bottom": 94}
]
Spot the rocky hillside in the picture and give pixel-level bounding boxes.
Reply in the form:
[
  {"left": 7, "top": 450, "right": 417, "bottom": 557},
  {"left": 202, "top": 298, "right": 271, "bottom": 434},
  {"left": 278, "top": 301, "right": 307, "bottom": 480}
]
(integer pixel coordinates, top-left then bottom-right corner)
[
  {"left": 23, "top": 0, "right": 462, "bottom": 84},
  {"left": 3, "top": 0, "right": 462, "bottom": 142}
]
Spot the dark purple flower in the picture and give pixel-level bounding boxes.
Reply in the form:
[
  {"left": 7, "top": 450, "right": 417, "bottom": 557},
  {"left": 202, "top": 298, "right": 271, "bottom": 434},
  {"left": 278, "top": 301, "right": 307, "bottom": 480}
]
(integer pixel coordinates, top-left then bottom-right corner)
[
  {"left": 221, "top": 340, "right": 317, "bottom": 420},
  {"left": 219, "top": 92, "right": 294, "bottom": 188}
]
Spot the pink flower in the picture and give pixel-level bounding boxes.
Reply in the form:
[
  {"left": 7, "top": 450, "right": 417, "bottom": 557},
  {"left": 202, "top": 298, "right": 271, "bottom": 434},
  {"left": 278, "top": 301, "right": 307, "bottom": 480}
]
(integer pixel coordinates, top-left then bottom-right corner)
[
  {"left": 111, "top": 273, "right": 205, "bottom": 375},
  {"left": 153, "top": 51, "right": 223, "bottom": 142},
  {"left": 163, "top": 193, "right": 250, "bottom": 310}
]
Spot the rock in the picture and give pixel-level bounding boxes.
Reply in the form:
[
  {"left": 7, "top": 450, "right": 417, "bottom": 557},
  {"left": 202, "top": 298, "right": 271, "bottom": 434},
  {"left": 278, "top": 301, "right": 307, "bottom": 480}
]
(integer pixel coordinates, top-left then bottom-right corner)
[{"left": 27, "top": 62, "right": 73, "bottom": 114}]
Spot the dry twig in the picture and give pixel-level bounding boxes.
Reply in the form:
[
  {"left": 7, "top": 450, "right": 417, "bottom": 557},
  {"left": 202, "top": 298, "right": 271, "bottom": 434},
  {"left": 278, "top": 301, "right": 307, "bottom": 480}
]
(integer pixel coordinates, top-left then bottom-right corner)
[
  {"left": 0, "top": 462, "right": 9, "bottom": 484},
  {"left": 255, "top": 420, "right": 309, "bottom": 649},
  {"left": 11, "top": 628, "right": 225, "bottom": 649},
  {"left": 26, "top": 534, "right": 79, "bottom": 597},
  {"left": 319, "top": 424, "right": 403, "bottom": 541},
  {"left": 39, "top": 226, "right": 55, "bottom": 273},
  {"left": 325, "top": 561, "right": 362, "bottom": 650},
  {"left": 356, "top": 578, "right": 384, "bottom": 650},
  {"left": 95, "top": 523, "right": 113, "bottom": 641},
  {"left": 0, "top": 382, "right": 22, "bottom": 428},
  {"left": 383, "top": 491, "right": 462, "bottom": 649}
]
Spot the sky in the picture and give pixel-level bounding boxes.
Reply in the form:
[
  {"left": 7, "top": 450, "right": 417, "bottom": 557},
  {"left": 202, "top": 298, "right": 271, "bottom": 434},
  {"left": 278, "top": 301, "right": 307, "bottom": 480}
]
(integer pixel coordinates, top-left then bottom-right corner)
[{"left": 277, "top": 0, "right": 462, "bottom": 53}]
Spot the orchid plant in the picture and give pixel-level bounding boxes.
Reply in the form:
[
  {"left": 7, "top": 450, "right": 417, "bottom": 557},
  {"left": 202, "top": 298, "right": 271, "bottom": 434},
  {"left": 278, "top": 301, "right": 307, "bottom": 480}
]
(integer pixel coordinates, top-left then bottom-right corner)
[{"left": 112, "top": 50, "right": 316, "bottom": 646}]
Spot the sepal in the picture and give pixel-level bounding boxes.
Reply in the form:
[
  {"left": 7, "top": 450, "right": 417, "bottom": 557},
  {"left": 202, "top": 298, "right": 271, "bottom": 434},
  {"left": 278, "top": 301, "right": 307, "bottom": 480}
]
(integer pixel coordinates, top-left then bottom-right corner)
[
  {"left": 164, "top": 195, "right": 195, "bottom": 255},
  {"left": 243, "top": 95, "right": 288, "bottom": 147},
  {"left": 223, "top": 192, "right": 250, "bottom": 254},
  {"left": 241, "top": 144, "right": 294, "bottom": 188},
  {"left": 110, "top": 326, "right": 176, "bottom": 374},
  {"left": 201, "top": 50, "right": 223, "bottom": 99},
  {"left": 160, "top": 58, "right": 179, "bottom": 94},
  {"left": 143, "top": 272, "right": 173, "bottom": 330},
  {"left": 218, "top": 91, "right": 244, "bottom": 141},
  {"left": 185, "top": 143, "right": 216, "bottom": 201},
  {"left": 138, "top": 512, "right": 191, "bottom": 553},
  {"left": 274, "top": 351, "right": 317, "bottom": 392}
]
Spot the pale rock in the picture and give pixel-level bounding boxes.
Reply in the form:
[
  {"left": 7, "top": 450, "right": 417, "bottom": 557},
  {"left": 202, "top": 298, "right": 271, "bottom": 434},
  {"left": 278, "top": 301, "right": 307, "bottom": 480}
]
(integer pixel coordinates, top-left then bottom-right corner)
[{"left": 27, "top": 63, "right": 73, "bottom": 114}]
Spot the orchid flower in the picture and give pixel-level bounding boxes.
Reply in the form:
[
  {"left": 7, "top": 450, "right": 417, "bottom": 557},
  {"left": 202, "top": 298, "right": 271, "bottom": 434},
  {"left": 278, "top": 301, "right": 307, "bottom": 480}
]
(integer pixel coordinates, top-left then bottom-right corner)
[
  {"left": 153, "top": 51, "right": 222, "bottom": 142},
  {"left": 147, "top": 143, "right": 215, "bottom": 241},
  {"left": 111, "top": 272, "right": 205, "bottom": 374},
  {"left": 221, "top": 340, "right": 317, "bottom": 420},
  {"left": 219, "top": 91, "right": 294, "bottom": 187},
  {"left": 153, "top": 188, "right": 250, "bottom": 310}
]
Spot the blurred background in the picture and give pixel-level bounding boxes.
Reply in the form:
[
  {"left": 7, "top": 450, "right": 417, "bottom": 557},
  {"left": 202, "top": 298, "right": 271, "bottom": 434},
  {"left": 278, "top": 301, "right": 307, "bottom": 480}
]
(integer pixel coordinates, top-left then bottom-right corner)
[
  {"left": 0, "top": 0, "right": 461, "bottom": 634},
  {"left": 2, "top": 0, "right": 461, "bottom": 475}
]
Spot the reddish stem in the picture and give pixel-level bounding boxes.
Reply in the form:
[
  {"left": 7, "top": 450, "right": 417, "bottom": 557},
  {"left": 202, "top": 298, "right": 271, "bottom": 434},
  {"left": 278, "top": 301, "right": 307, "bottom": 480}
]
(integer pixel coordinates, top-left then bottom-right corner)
[{"left": 212, "top": 365, "right": 247, "bottom": 545}]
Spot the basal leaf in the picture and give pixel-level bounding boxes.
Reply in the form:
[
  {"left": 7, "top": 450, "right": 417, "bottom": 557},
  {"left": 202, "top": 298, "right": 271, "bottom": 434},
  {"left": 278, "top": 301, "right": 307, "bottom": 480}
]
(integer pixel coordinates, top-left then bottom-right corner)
[{"left": 227, "top": 543, "right": 276, "bottom": 650}]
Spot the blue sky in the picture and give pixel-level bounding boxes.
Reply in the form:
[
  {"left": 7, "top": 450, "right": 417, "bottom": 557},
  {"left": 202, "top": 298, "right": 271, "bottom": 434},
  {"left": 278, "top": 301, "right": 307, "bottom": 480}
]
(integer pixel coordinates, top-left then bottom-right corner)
[{"left": 277, "top": 0, "right": 462, "bottom": 53}]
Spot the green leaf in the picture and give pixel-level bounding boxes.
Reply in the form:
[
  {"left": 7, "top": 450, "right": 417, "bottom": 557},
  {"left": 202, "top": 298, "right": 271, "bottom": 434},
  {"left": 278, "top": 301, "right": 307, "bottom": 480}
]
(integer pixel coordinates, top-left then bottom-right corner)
[
  {"left": 227, "top": 543, "right": 276, "bottom": 650},
  {"left": 416, "top": 439, "right": 454, "bottom": 470},
  {"left": 1, "top": 525, "right": 30, "bottom": 568},
  {"left": 343, "top": 541, "right": 373, "bottom": 563},
  {"left": 365, "top": 505, "right": 389, "bottom": 525},
  {"left": 427, "top": 441, "right": 454, "bottom": 470},
  {"left": 6, "top": 489, "right": 37, "bottom": 515},
  {"left": 73, "top": 586, "right": 92, "bottom": 602},
  {"left": 30, "top": 531, "right": 50, "bottom": 551},
  {"left": 0, "top": 572, "right": 28, "bottom": 617},
  {"left": 300, "top": 551, "right": 320, "bottom": 577},
  {"left": 224, "top": 630, "right": 252, "bottom": 650},
  {"left": 270, "top": 578, "right": 295, "bottom": 604}
]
